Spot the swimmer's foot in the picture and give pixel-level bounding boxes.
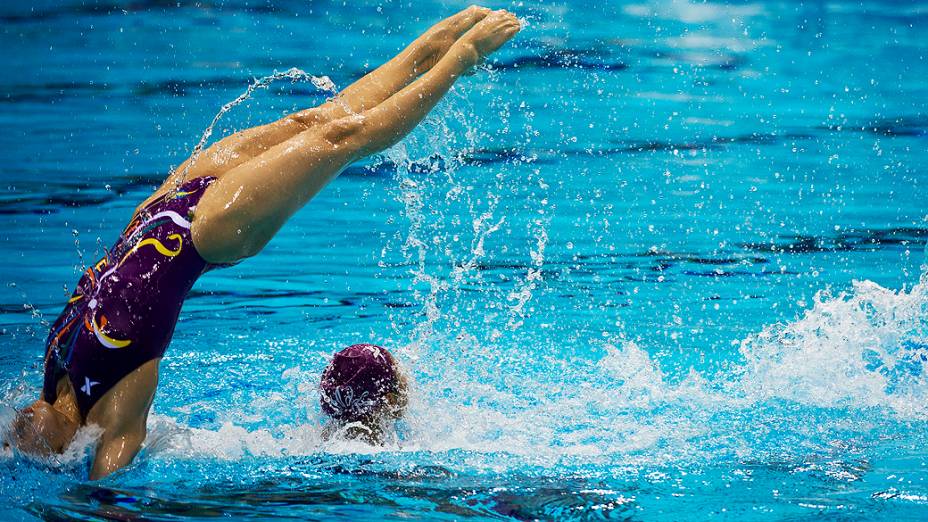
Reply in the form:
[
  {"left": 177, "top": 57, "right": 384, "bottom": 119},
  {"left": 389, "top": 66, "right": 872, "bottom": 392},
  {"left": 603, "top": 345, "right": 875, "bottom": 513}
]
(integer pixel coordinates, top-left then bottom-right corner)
[
  {"left": 415, "top": 6, "right": 491, "bottom": 73},
  {"left": 456, "top": 9, "right": 522, "bottom": 63},
  {"left": 438, "top": 5, "right": 492, "bottom": 40}
]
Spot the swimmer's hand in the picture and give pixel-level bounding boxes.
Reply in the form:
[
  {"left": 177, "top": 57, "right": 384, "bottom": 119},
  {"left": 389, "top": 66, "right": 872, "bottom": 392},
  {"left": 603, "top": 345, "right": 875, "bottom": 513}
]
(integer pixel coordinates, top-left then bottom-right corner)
[{"left": 453, "top": 9, "right": 522, "bottom": 67}]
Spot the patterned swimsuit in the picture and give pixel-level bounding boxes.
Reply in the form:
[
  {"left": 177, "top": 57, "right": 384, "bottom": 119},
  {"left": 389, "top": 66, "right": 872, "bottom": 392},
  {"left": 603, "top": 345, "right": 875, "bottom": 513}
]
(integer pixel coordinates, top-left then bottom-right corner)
[{"left": 42, "top": 176, "right": 223, "bottom": 418}]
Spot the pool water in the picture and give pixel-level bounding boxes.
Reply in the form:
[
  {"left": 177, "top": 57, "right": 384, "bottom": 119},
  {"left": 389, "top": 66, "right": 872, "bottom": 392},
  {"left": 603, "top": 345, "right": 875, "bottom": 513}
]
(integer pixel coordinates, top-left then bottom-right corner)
[{"left": 1, "top": 0, "right": 927, "bottom": 520}]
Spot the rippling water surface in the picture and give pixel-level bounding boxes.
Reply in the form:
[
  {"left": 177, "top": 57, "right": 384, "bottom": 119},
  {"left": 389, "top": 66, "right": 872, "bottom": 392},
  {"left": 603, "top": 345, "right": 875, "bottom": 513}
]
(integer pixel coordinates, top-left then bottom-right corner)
[{"left": 1, "top": 0, "right": 927, "bottom": 520}]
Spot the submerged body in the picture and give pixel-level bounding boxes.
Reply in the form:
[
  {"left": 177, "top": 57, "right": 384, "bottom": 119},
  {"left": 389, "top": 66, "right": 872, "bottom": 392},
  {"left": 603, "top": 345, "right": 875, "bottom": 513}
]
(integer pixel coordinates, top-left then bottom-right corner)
[{"left": 8, "top": 6, "right": 520, "bottom": 479}]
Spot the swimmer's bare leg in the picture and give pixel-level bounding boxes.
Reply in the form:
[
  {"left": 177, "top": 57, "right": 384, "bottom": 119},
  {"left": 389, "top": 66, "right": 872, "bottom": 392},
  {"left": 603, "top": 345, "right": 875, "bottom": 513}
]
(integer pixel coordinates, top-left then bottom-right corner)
[
  {"left": 161, "top": 6, "right": 490, "bottom": 189},
  {"left": 192, "top": 10, "right": 521, "bottom": 263},
  {"left": 314, "top": 5, "right": 491, "bottom": 118}
]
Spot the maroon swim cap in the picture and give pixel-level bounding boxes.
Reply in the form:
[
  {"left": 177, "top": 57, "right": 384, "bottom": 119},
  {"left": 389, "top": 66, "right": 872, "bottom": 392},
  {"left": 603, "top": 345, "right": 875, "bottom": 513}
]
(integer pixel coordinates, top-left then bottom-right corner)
[{"left": 319, "top": 344, "right": 400, "bottom": 421}]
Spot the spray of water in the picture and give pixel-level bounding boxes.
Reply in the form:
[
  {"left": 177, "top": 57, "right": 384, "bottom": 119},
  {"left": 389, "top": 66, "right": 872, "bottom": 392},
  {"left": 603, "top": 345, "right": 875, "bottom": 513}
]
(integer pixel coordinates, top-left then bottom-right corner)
[
  {"left": 70, "top": 228, "right": 84, "bottom": 276},
  {"left": 168, "top": 67, "right": 339, "bottom": 196},
  {"left": 380, "top": 91, "right": 494, "bottom": 356}
]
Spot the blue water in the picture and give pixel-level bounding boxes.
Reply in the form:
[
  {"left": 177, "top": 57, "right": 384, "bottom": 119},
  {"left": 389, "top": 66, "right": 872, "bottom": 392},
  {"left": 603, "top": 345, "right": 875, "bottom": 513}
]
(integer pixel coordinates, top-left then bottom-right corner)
[{"left": 1, "top": 0, "right": 927, "bottom": 519}]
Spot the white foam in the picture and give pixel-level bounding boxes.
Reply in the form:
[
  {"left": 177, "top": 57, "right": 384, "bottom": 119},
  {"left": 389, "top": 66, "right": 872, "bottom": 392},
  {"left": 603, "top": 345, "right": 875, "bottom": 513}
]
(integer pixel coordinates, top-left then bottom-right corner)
[
  {"left": 736, "top": 275, "right": 928, "bottom": 417},
  {"left": 4, "top": 261, "right": 924, "bottom": 472}
]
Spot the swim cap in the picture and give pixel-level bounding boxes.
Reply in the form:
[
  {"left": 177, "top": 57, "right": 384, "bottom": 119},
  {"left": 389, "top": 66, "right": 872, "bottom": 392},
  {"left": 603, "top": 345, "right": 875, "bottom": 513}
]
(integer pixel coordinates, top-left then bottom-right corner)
[{"left": 319, "top": 344, "right": 400, "bottom": 421}]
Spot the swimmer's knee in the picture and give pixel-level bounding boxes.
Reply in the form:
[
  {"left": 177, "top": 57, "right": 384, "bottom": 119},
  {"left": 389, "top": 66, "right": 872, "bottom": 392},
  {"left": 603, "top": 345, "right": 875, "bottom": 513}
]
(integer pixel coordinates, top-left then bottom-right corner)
[
  {"left": 318, "top": 112, "right": 395, "bottom": 160},
  {"left": 286, "top": 107, "right": 331, "bottom": 130},
  {"left": 320, "top": 115, "right": 368, "bottom": 150}
]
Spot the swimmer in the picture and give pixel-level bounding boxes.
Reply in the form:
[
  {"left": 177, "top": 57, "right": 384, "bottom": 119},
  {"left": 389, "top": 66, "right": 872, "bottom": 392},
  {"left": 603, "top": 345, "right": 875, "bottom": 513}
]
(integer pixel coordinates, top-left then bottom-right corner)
[
  {"left": 319, "top": 344, "right": 408, "bottom": 444},
  {"left": 5, "top": 6, "right": 520, "bottom": 479}
]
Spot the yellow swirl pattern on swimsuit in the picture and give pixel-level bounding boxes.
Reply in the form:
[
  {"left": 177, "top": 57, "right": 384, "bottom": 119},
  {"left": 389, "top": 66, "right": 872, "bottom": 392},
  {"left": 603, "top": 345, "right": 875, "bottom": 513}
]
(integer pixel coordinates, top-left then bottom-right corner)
[
  {"left": 118, "top": 233, "right": 184, "bottom": 266},
  {"left": 85, "top": 234, "right": 185, "bottom": 349},
  {"left": 91, "top": 313, "right": 132, "bottom": 349}
]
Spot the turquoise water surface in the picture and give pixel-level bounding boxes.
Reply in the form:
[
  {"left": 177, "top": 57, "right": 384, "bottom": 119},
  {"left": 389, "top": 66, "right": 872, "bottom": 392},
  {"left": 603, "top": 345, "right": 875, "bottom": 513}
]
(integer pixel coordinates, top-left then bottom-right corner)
[{"left": 1, "top": 0, "right": 927, "bottom": 520}]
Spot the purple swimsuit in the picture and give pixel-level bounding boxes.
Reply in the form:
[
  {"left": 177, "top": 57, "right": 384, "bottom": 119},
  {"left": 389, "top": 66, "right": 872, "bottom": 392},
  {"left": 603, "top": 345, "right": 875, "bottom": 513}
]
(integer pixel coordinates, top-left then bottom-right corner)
[{"left": 42, "top": 176, "right": 223, "bottom": 418}]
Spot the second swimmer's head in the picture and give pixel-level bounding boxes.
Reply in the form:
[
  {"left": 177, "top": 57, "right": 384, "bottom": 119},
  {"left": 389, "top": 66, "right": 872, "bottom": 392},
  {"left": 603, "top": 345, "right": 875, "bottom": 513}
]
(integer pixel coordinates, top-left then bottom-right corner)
[{"left": 319, "top": 344, "right": 407, "bottom": 443}]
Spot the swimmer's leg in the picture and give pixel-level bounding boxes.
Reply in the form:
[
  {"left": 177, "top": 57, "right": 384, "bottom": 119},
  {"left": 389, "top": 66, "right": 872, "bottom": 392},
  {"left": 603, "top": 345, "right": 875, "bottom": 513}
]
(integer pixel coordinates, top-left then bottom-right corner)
[
  {"left": 315, "top": 5, "right": 491, "bottom": 118},
  {"left": 192, "top": 10, "right": 521, "bottom": 264},
  {"left": 165, "top": 6, "right": 490, "bottom": 186}
]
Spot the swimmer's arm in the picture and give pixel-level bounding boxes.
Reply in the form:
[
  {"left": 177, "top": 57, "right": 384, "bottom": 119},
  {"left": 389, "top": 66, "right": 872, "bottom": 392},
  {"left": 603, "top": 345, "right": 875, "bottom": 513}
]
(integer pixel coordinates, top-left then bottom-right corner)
[{"left": 87, "top": 359, "right": 159, "bottom": 480}]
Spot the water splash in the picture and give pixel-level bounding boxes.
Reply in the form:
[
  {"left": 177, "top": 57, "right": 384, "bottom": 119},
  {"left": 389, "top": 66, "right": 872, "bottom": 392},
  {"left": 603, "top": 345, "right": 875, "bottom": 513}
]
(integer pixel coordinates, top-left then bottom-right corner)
[
  {"left": 4, "top": 258, "right": 925, "bottom": 477},
  {"left": 505, "top": 215, "right": 549, "bottom": 332},
  {"left": 378, "top": 89, "right": 494, "bottom": 356},
  {"left": 70, "top": 228, "right": 84, "bottom": 276},
  {"left": 112, "top": 267, "right": 928, "bottom": 469},
  {"left": 735, "top": 274, "right": 928, "bottom": 417},
  {"left": 375, "top": 83, "right": 548, "bottom": 364}
]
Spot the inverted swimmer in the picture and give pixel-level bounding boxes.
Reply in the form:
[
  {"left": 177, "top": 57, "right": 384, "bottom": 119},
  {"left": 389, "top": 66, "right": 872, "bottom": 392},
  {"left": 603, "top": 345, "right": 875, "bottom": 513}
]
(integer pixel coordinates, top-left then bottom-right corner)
[{"left": 6, "top": 6, "right": 520, "bottom": 479}]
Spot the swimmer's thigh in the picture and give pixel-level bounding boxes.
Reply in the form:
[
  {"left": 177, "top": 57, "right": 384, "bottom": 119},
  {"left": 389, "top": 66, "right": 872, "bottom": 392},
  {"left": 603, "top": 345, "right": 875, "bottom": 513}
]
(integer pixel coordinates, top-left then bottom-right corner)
[{"left": 191, "top": 120, "right": 359, "bottom": 263}]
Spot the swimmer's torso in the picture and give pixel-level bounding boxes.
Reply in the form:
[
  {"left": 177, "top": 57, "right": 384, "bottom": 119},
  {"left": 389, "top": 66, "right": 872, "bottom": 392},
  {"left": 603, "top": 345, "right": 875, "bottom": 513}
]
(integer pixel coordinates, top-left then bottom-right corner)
[{"left": 42, "top": 176, "right": 222, "bottom": 418}]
